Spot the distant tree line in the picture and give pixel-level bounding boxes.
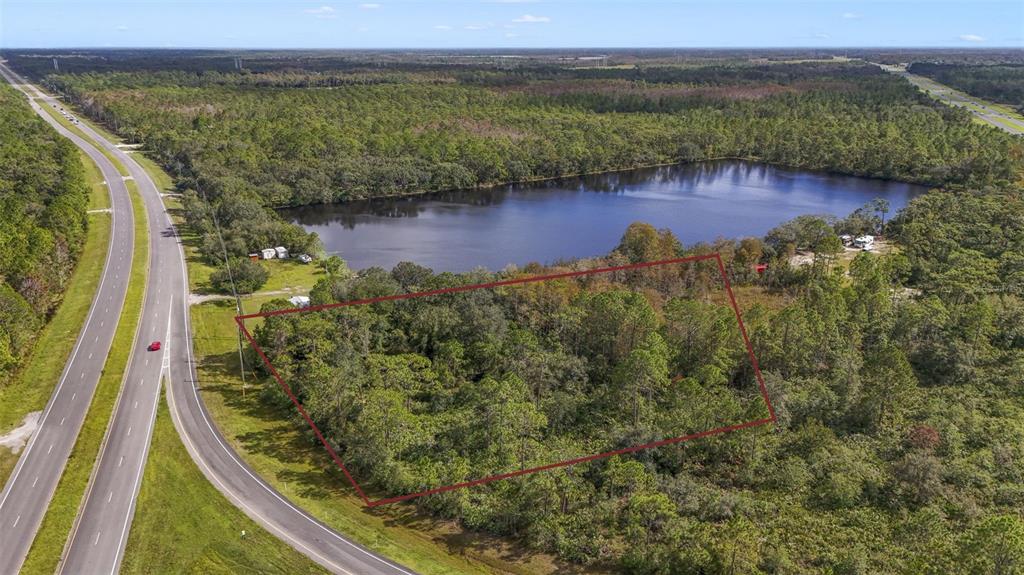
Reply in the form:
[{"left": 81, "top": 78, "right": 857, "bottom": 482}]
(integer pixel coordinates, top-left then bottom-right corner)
[
  {"left": 27, "top": 62, "right": 1021, "bottom": 266},
  {"left": 909, "top": 62, "right": 1024, "bottom": 112}
]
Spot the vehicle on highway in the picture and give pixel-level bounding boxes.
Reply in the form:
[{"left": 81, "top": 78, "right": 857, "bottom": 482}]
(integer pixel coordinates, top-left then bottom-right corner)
[{"left": 147, "top": 341, "right": 161, "bottom": 352}]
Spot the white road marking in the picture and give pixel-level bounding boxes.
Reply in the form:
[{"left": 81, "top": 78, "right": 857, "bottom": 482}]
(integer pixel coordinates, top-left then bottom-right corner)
[
  {"left": 107, "top": 491, "right": 113, "bottom": 503},
  {"left": 32, "top": 476, "right": 38, "bottom": 488},
  {"left": 71, "top": 392, "right": 77, "bottom": 401},
  {"left": 127, "top": 426, "right": 132, "bottom": 437},
  {"left": 80, "top": 372, "right": 85, "bottom": 379},
  {"left": 94, "top": 532, "right": 101, "bottom": 546},
  {"left": 47, "top": 444, "right": 53, "bottom": 454},
  {"left": 12, "top": 515, "right": 20, "bottom": 528},
  {"left": 88, "top": 352, "right": 93, "bottom": 359},
  {"left": 133, "top": 401, "right": 138, "bottom": 409},
  {"left": 118, "top": 456, "right": 124, "bottom": 467},
  {"left": 60, "top": 417, "right": 65, "bottom": 426}
]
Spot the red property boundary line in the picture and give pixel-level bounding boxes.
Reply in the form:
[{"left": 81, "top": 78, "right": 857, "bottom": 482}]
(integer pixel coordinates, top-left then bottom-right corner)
[{"left": 235, "top": 253, "right": 777, "bottom": 507}]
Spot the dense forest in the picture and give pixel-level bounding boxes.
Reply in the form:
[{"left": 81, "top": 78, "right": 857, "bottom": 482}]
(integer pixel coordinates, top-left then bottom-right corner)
[
  {"left": 0, "top": 85, "right": 90, "bottom": 378},
  {"left": 8, "top": 51, "right": 1024, "bottom": 572},
  {"left": 909, "top": 62, "right": 1024, "bottom": 112},
  {"left": 18, "top": 59, "right": 1019, "bottom": 265},
  {"left": 253, "top": 188, "right": 1024, "bottom": 571}
]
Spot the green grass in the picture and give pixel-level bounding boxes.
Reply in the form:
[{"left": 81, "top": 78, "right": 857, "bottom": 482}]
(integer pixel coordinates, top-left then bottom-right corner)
[
  {"left": 20, "top": 178, "right": 149, "bottom": 575},
  {"left": 120, "top": 395, "right": 326, "bottom": 575},
  {"left": 0, "top": 151, "right": 112, "bottom": 484},
  {"left": 80, "top": 148, "right": 111, "bottom": 211},
  {"left": 34, "top": 98, "right": 129, "bottom": 177}
]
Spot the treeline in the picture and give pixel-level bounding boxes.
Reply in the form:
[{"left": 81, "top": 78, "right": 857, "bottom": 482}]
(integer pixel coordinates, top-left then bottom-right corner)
[
  {"left": 32, "top": 63, "right": 1021, "bottom": 265},
  {"left": 909, "top": 62, "right": 1024, "bottom": 111},
  {"left": 0, "top": 85, "right": 89, "bottom": 376},
  {"left": 253, "top": 189, "right": 1024, "bottom": 571}
]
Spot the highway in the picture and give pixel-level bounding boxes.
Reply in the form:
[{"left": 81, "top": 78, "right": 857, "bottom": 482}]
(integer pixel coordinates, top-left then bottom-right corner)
[
  {"left": 0, "top": 64, "right": 135, "bottom": 574},
  {"left": 878, "top": 64, "right": 1024, "bottom": 135},
  {"left": 0, "top": 63, "right": 415, "bottom": 574}
]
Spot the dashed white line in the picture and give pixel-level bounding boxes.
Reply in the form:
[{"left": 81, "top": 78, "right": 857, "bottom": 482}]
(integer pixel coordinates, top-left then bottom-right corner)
[
  {"left": 133, "top": 401, "right": 138, "bottom": 409},
  {"left": 72, "top": 392, "right": 77, "bottom": 401},
  {"left": 12, "top": 515, "right": 20, "bottom": 528},
  {"left": 127, "top": 426, "right": 132, "bottom": 437},
  {"left": 107, "top": 491, "right": 113, "bottom": 503},
  {"left": 93, "top": 532, "right": 101, "bottom": 546},
  {"left": 47, "top": 444, "right": 53, "bottom": 454},
  {"left": 32, "top": 476, "right": 39, "bottom": 488},
  {"left": 60, "top": 417, "right": 65, "bottom": 426},
  {"left": 118, "top": 456, "right": 124, "bottom": 467}
]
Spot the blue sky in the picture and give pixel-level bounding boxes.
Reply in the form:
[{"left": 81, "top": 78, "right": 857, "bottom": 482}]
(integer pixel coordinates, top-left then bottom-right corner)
[{"left": 2, "top": 1, "right": 1021, "bottom": 49}]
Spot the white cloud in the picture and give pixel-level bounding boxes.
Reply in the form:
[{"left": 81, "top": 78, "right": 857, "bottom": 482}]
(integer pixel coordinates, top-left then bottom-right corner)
[
  {"left": 115, "top": 24, "right": 129, "bottom": 31},
  {"left": 304, "top": 5, "right": 337, "bottom": 19},
  {"left": 959, "top": 34, "right": 985, "bottom": 42},
  {"left": 813, "top": 32, "right": 830, "bottom": 39},
  {"left": 359, "top": 3, "right": 380, "bottom": 8},
  {"left": 505, "top": 32, "right": 519, "bottom": 38},
  {"left": 433, "top": 25, "right": 452, "bottom": 30},
  {"left": 513, "top": 14, "right": 550, "bottom": 23},
  {"left": 841, "top": 12, "right": 860, "bottom": 20},
  {"left": 464, "top": 24, "right": 490, "bottom": 30}
]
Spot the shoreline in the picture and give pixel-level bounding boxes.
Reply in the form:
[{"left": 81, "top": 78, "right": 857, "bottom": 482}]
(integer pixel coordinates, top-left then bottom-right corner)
[{"left": 271, "top": 156, "right": 938, "bottom": 211}]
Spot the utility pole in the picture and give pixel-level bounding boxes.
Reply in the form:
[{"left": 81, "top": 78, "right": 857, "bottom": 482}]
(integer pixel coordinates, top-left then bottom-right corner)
[{"left": 198, "top": 185, "right": 248, "bottom": 396}]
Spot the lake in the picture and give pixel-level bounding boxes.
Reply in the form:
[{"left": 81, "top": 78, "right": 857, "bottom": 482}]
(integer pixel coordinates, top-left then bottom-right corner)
[{"left": 280, "top": 161, "right": 926, "bottom": 272}]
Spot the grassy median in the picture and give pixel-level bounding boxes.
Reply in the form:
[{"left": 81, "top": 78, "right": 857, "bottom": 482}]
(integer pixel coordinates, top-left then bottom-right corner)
[
  {"left": 34, "top": 97, "right": 129, "bottom": 178},
  {"left": 0, "top": 149, "right": 112, "bottom": 485},
  {"left": 20, "top": 178, "right": 148, "bottom": 574},
  {"left": 121, "top": 396, "right": 325, "bottom": 574}
]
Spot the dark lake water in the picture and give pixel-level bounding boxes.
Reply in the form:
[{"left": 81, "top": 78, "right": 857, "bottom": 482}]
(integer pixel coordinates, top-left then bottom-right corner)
[{"left": 280, "top": 161, "right": 926, "bottom": 272}]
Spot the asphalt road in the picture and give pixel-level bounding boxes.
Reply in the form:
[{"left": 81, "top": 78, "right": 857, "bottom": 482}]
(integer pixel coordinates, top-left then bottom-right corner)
[
  {"left": 0, "top": 63, "right": 134, "bottom": 574},
  {"left": 0, "top": 66, "right": 416, "bottom": 574},
  {"left": 879, "top": 64, "right": 1024, "bottom": 135}
]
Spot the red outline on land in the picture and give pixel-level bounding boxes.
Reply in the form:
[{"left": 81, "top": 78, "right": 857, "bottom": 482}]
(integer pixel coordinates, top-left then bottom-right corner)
[{"left": 236, "top": 253, "right": 777, "bottom": 507}]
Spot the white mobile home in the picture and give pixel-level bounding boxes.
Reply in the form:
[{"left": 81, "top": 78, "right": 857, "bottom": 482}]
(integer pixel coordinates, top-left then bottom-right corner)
[
  {"left": 274, "top": 246, "right": 289, "bottom": 259},
  {"left": 260, "top": 248, "right": 276, "bottom": 260},
  {"left": 853, "top": 235, "right": 875, "bottom": 250}
]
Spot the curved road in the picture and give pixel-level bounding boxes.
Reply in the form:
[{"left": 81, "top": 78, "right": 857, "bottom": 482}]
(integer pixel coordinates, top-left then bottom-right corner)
[
  {"left": 0, "top": 63, "right": 134, "bottom": 574},
  {"left": 0, "top": 63, "right": 415, "bottom": 574}
]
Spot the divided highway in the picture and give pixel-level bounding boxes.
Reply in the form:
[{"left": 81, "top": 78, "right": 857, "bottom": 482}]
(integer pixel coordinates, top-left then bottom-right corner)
[
  {"left": 0, "top": 63, "right": 415, "bottom": 574},
  {"left": 0, "top": 64, "right": 134, "bottom": 574}
]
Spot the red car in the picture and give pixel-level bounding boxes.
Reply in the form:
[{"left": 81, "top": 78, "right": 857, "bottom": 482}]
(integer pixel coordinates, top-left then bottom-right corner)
[{"left": 147, "top": 341, "right": 161, "bottom": 352}]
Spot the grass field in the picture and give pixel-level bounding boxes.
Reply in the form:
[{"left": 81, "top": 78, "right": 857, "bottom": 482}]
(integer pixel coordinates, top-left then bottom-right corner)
[
  {"left": 20, "top": 178, "right": 149, "bottom": 574},
  {"left": 0, "top": 150, "right": 112, "bottom": 485},
  {"left": 121, "top": 396, "right": 325, "bottom": 575}
]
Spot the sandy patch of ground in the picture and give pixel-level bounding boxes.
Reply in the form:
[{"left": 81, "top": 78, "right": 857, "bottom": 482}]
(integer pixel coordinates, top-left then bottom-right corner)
[
  {"left": 0, "top": 411, "right": 41, "bottom": 454},
  {"left": 188, "top": 287, "right": 306, "bottom": 306}
]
